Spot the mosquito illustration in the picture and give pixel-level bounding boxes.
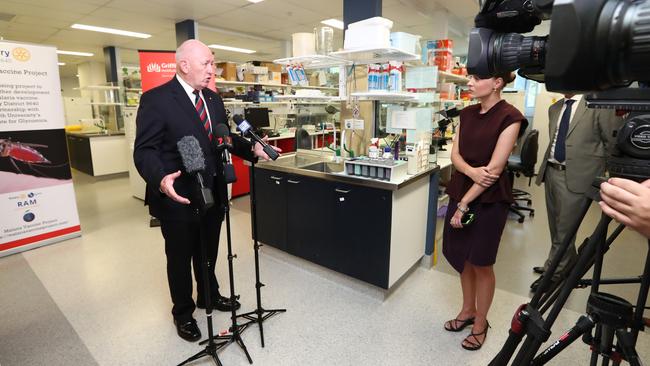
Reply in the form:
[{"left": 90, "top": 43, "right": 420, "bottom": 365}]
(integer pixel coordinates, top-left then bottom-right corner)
[{"left": 0, "top": 138, "right": 66, "bottom": 178}]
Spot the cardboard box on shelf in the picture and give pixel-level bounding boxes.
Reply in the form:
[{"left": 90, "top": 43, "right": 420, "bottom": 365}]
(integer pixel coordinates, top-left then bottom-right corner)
[
  {"left": 252, "top": 66, "right": 268, "bottom": 75},
  {"left": 309, "top": 72, "right": 319, "bottom": 87},
  {"left": 430, "top": 50, "right": 453, "bottom": 72},
  {"left": 216, "top": 62, "right": 237, "bottom": 81},
  {"left": 260, "top": 62, "right": 282, "bottom": 73},
  {"left": 256, "top": 73, "right": 269, "bottom": 83},
  {"left": 268, "top": 72, "right": 282, "bottom": 85},
  {"left": 243, "top": 72, "right": 256, "bottom": 83}
]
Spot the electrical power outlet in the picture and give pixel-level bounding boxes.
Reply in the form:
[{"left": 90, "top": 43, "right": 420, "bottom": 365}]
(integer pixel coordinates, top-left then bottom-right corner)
[{"left": 344, "top": 119, "right": 354, "bottom": 129}]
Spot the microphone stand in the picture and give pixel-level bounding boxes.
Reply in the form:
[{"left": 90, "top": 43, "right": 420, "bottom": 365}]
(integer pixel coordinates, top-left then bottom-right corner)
[
  {"left": 236, "top": 156, "right": 286, "bottom": 347},
  {"left": 198, "top": 146, "right": 253, "bottom": 364},
  {"left": 178, "top": 173, "right": 226, "bottom": 366}
]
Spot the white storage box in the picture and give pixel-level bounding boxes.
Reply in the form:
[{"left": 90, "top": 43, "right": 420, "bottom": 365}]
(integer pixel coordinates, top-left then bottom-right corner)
[
  {"left": 390, "top": 32, "right": 421, "bottom": 54},
  {"left": 348, "top": 16, "right": 394, "bottom": 29},
  {"left": 344, "top": 26, "right": 391, "bottom": 49},
  {"left": 344, "top": 16, "right": 393, "bottom": 50}
]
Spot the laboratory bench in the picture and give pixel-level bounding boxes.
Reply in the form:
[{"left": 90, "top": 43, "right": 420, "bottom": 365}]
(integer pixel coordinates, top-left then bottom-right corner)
[
  {"left": 66, "top": 131, "right": 128, "bottom": 177},
  {"left": 250, "top": 151, "right": 442, "bottom": 289}
]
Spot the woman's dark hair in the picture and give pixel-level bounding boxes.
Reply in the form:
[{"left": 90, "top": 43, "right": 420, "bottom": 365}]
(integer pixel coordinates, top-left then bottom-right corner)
[{"left": 494, "top": 72, "right": 516, "bottom": 89}]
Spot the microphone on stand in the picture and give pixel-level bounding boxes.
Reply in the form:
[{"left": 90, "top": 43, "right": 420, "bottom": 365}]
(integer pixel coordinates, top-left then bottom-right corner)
[
  {"left": 232, "top": 114, "right": 280, "bottom": 161},
  {"left": 213, "top": 123, "right": 237, "bottom": 184},
  {"left": 177, "top": 135, "right": 214, "bottom": 212}
]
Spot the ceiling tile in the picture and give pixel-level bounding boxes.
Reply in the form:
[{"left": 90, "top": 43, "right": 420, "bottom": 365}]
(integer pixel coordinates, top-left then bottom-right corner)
[
  {"left": 1, "top": 1, "right": 89, "bottom": 22},
  {"left": 11, "top": 15, "right": 75, "bottom": 29},
  {"left": 284, "top": 0, "right": 342, "bottom": 16}
]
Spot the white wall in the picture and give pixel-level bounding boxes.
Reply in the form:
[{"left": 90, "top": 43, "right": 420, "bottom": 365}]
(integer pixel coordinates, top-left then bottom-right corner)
[
  {"left": 77, "top": 61, "right": 107, "bottom": 99},
  {"left": 60, "top": 77, "right": 81, "bottom": 98}
]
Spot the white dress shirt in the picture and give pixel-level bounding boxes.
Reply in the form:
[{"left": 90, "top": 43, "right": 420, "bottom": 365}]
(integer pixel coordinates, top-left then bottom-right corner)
[
  {"left": 176, "top": 74, "right": 212, "bottom": 135},
  {"left": 548, "top": 94, "right": 582, "bottom": 165}
]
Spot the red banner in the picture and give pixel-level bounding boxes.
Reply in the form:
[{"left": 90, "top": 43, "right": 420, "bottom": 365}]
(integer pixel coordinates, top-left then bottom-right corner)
[
  {"left": 138, "top": 50, "right": 217, "bottom": 92},
  {"left": 138, "top": 50, "right": 176, "bottom": 92}
]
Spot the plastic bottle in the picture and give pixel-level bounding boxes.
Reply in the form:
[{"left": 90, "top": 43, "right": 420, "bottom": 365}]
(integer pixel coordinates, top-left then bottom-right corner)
[
  {"left": 367, "top": 65, "right": 375, "bottom": 91},
  {"left": 287, "top": 65, "right": 297, "bottom": 85},
  {"left": 296, "top": 64, "right": 308, "bottom": 86},
  {"left": 389, "top": 62, "right": 402, "bottom": 92},
  {"left": 381, "top": 63, "right": 390, "bottom": 91}
]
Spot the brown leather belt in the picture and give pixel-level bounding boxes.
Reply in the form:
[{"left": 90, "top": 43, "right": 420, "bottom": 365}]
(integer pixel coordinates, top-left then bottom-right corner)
[{"left": 547, "top": 161, "right": 567, "bottom": 171}]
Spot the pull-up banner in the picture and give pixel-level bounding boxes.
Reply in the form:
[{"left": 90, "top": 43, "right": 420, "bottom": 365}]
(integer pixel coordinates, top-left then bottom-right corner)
[
  {"left": 138, "top": 50, "right": 177, "bottom": 92},
  {"left": 0, "top": 40, "right": 81, "bottom": 257},
  {"left": 138, "top": 49, "right": 217, "bottom": 92}
]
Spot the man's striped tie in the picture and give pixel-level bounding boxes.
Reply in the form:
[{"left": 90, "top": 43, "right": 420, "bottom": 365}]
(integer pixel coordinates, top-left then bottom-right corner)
[{"left": 193, "top": 89, "right": 212, "bottom": 141}]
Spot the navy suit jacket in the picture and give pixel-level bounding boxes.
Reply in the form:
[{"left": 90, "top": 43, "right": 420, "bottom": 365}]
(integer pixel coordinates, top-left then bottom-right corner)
[{"left": 134, "top": 77, "right": 255, "bottom": 221}]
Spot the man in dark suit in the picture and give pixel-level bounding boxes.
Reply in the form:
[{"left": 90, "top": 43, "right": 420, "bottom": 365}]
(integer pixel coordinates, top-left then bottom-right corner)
[
  {"left": 531, "top": 94, "right": 620, "bottom": 292},
  {"left": 134, "top": 39, "right": 279, "bottom": 342}
]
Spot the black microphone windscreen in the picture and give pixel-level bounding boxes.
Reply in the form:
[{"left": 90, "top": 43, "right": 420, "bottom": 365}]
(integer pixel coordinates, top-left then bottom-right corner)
[
  {"left": 214, "top": 123, "right": 229, "bottom": 139},
  {"left": 177, "top": 136, "right": 205, "bottom": 174}
]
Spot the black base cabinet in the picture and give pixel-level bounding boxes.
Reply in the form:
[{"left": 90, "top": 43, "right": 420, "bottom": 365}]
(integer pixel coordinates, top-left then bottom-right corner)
[
  {"left": 330, "top": 183, "right": 391, "bottom": 288},
  {"left": 252, "top": 169, "right": 287, "bottom": 251},
  {"left": 253, "top": 167, "right": 393, "bottom": 288}
]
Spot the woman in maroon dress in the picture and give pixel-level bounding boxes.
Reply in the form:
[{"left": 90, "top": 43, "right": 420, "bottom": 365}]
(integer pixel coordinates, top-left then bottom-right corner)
[{"left": 442, "top": 72, "right": 527, "bottom": 351}]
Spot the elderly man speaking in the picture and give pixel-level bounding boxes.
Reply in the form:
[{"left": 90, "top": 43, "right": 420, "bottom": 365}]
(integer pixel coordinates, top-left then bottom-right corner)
[{"left": 134, "top": 39, "right": 280, "bottom": 342}]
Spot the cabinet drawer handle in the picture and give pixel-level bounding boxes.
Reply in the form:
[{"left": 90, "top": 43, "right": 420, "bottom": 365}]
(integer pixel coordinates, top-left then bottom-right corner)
[
  {"left": 287, "top": 180, "right": 301, "bottom": 184},
  {"left": 270, "top": 176, "right": 283, "bottom": 181},
  {"left": 335, "top": 188, "right": 351, "bottom": 194}
]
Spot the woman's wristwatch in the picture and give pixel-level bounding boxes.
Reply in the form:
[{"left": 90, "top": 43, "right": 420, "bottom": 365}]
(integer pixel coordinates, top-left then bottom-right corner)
[{"left": 457, "top": 203, "right": 469, "bottom": 214}]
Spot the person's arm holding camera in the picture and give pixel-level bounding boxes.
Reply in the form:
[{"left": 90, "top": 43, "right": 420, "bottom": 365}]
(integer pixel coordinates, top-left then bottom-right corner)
[
  {"left": 599, "top": 178, "right": 650, "bottom": 238},
  {"left": 450, "top": 122, "right": 521, "bottom": 228}
]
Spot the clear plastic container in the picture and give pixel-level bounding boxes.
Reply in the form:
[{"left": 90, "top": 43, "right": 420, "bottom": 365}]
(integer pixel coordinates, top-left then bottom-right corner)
[{"left": 314, "top": 26, "right": 334, "bottom": 55}]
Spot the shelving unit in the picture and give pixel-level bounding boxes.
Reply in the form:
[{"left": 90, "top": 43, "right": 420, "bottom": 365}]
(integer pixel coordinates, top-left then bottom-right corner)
[
  {"left": 437, "top": 70, "right": 469, "bottom": 84},
  {"left": 215, "top": 80, "right": 337, "bottom": 91},
  {"left": 330, "top": 47, "right": 420, "bottom": 64},
  {"left": 89, "top": 102, "right": 124, "bottom": 106},
  {"left": 351, "top": 91, "right": 417, "bottom": 102},
  {"left": 79, "top": 85, "right": 121, "bottom": 91},
  {"left": 273, "top": 95, "right": 336, "bottom": 102},
  {"left": 273, "top": 55, "right": 351, "bottom": 69}
]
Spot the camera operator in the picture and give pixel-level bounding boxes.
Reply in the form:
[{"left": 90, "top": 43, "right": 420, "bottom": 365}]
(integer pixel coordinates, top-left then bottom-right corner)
[
  {"left": 530, "top": 94, "right": 621, "bottom": 292},
  {"left": 600, "top": 178, "right": 650, "bottom": 239}
]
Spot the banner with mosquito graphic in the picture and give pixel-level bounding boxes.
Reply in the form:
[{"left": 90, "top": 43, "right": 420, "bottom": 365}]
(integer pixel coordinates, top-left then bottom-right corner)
[{"left": 0, "top": 40, "right": 81, "bottom": 257}]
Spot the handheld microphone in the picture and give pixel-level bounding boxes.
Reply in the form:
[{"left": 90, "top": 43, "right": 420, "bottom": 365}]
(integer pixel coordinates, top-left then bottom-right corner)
[
  {"left": 232, "top": 114, "right": 280, "bottom": 161},
  {"left": 177, "top": 136, "right": 214, "bottom": 212},
  {"left": 214, "top": 124, "right": 237, "bottom": 184}
]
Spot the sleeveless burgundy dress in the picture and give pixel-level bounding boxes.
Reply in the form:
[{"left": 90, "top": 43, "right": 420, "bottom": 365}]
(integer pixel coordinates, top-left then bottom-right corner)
[{"left": 443, "top": 100, "right": 527, "bottom": 273}]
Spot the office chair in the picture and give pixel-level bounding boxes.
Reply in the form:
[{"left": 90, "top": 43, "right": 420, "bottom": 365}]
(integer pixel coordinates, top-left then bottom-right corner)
[
  {"left": 507, "top": 129, "right": 539, "bottom": 223},
  {"left": 295, "top": 128, "right": 312, "bottom": 150}
]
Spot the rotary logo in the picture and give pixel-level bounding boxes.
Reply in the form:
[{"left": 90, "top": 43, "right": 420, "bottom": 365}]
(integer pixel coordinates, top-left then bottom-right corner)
[
  {"left": 147, "top": 63, "right": 161, "bottom": 72},
  {"left": 23, "top": 210, "right": 36, "bottom": 223},
  {"left": 12, "top": 47, "right": 31, "bottom": 62}
]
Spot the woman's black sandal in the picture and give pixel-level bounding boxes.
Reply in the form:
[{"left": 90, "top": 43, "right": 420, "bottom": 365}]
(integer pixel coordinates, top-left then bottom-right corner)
[
  {"left": 444, "top": 317, "right": 475, "bottom": 332},
  {"left": 462, "top": 322, "right": 491, "bottom": 351}
]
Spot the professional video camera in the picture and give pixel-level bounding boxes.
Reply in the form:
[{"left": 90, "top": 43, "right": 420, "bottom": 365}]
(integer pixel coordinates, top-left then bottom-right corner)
[
  {"left": 468, "top": 0, "right": 650, "bottom": 182},
  {"left": 466, "top": 1, "right": 650, "bottom": 365}
]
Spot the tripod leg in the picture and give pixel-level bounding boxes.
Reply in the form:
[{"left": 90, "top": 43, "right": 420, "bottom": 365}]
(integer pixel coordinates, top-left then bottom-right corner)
[
  {"left": 239, "top": 162, "right": 286, "bottom": 348},
  {"left": 631, "top": 240, "right": 650, "bottom": 346},
  {"left": 615, "top": 329, "right": 644, "bottom": 366},
  {"left": 531, "top": 315, "right": 595, "bottom": 365},
  {"left": 513, "top": 214, "right": 613, "bottom": 365}
]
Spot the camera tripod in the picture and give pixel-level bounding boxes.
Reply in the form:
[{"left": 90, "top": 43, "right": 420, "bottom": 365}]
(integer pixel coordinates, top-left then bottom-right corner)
[
  {"left": 489, "top": 178, "right": 649, "bottom": 366},
  {"left": 236, "top": 160, "right": 286, "bottom": 347}
]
